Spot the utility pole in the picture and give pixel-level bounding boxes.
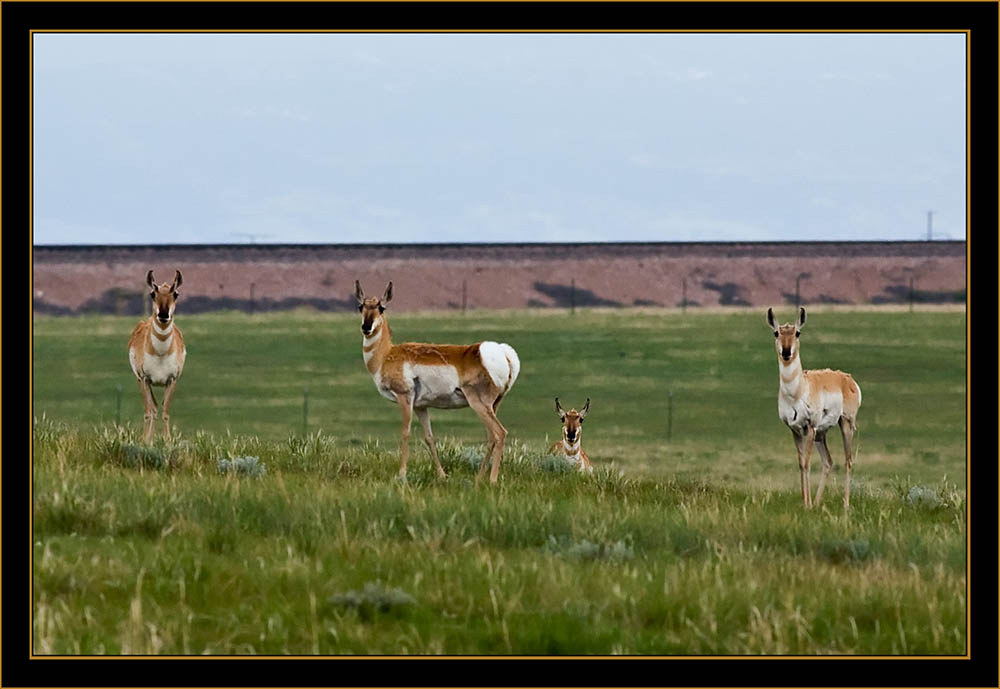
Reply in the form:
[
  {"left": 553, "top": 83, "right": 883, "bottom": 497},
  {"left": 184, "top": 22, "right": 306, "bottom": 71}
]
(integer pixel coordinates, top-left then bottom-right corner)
[{"left": 926, "top": 210, "right": 934, "bottom": 241}]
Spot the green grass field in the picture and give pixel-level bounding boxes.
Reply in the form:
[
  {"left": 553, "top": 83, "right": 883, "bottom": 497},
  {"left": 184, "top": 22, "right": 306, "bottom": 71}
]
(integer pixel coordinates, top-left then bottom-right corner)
[{"left": 32, "top": 306, "right": 967, "bottom": 655}]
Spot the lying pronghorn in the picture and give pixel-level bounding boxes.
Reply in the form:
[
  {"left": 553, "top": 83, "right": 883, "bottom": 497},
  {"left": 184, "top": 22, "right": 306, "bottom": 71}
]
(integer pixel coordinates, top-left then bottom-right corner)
[
  {"left": 355, "top": 280, "right": 520, "bottom": 484},
  {"left": 549, "top": 398, "right": 593, "bottom": 473},
  {"left": 766, "top": 307, "right": 862, "bottom": 509},
  {"left": 128, "top": 270, "right": 187, "bottom": 442}
]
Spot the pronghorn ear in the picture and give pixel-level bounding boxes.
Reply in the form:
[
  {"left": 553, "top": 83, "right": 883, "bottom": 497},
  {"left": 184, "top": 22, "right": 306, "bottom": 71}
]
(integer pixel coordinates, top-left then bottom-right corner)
[
  {"left": 172, "top": 270, "right": 183, "bottom": 292},
  {"left": 354, "top": 280, "right": 365, "bottom": 305},
  {"left": 798, "top": 307, "right": 807, "bottom": 330},
  {"left": 766, "top": 307, "right": 777, "bottom": 332},
  {"left": 146, "top": 271, "right": 156, "bottom": 290},
  {"left": 382, "top": 281, "right": 393, "bottom": 305},
  {"left": 579, "top": 398, "right": 591, "bottom": 420}
]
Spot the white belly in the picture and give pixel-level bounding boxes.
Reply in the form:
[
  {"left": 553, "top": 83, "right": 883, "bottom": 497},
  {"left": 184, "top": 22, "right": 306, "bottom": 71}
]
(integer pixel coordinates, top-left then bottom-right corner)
[
  {"left": 810, "top": 389, "right": 844, "bottom": 433},
  {"left": 136, "top": 350, "right": 184, "bottom": 386},
  {"left": 410, "top": 364, "right": 467, "bottom": 409},
  {"left": 779, "top": 393, "right": 843, "bottom": 434},
  {"left": 778, "top": 396, "right": 810, "bottom": 433}
]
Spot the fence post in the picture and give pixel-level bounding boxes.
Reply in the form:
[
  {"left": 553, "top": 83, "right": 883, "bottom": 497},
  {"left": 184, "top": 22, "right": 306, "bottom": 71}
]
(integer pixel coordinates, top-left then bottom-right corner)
[
  {"left": 667, "top": 389, "right": 673, "bottom": 442},
  {"left": 250, "top": 283, "right": 256, "bottom": 315},
  {"left": 909, "top": 277, "right": 914, "bottom": 313},
  {"left": 303, "top": 386, "right": 309, "bottom": 436},
  {"left": 570, "top": 279, "right": 576, "bottom": 314},
  {"left": 682, "top": 277, "right": 687, "bottom": 314},
  {"left": 462, "top": 280, "right": 467, "bottom": 315}
]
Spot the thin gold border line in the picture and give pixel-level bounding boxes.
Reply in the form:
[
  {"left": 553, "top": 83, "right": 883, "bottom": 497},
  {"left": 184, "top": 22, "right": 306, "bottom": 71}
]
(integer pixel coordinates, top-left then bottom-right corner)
[
  {"left": 27, "top": 28, "right": 973, "bottom": 33},
  {"left": 28, "top": 27, "right": 972, "bottom": 662}
]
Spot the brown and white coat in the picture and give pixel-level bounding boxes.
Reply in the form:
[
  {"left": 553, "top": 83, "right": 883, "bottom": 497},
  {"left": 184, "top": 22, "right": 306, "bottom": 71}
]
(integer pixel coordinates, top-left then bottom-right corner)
[
  {"left": 356, "top": 280, "right": 520, "bottom": 484},
  {"left": 549, "top": 398, "right": 593, "bottom": 473},
  {"left": 767, "top": 307, "right": 861, "bottom": 509},
  {"left": 128, "top": 270, "right": 186, "bottom": 442}
]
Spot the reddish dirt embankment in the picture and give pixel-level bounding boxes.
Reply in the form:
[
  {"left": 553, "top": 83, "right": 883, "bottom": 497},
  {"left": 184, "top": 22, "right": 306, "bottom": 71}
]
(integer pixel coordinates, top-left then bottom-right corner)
[{"left": 32, "top": 241, "right": 966, "bottom": 315}]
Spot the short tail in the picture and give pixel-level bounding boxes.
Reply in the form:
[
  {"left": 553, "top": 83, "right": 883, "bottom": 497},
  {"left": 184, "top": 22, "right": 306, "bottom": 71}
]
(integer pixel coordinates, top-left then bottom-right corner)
[
  {"left": 499, "top": 343, "right": 520, "bottom": 394},
  {"left": 479, "top": 341, "right": 520, "bottom": 395}
]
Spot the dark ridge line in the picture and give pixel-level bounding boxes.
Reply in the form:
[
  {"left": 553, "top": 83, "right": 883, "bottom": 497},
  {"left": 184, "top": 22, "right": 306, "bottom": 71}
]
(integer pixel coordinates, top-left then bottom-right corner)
[
  {"left": 33, "top": 239, "right": 966, "bottom": 251},
  {"left": 32, "top": 240, "right": 967, "bottom": 264}
]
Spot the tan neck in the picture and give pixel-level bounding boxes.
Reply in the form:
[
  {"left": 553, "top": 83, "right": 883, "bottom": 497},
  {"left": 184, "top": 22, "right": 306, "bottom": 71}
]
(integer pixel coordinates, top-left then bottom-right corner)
[
  {"left": 562, "top": 437, "right": 582, "bottom": 455},
  {"left": 363, "top": 317, "right": 393, "bottom": 373},
  {"left": 778, "top": 353, "right": 805, "bottom": 398},
  {"left": 149, "top": 316, "right": 174, "bottom": 339}
]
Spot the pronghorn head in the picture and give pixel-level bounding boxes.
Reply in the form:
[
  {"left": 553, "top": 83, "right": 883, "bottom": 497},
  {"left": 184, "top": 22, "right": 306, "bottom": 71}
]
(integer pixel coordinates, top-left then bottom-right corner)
[
  {"left": 147, "top": 270, "right": 182, "bottom": 325},
  {"left": 766, "top": 307, "right": 806, "bottom": 364},
  {"left": 555, "top": 397, "right": 590, "bottom": 445},
  {"left": 355, "top": 280, "right": 393, "bottom": 337}
]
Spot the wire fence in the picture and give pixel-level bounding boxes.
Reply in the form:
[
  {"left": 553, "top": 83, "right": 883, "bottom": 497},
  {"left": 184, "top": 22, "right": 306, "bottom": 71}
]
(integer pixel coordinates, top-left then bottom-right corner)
[{"left": 33, "top": 277, "right": 965, "bottom": 317}]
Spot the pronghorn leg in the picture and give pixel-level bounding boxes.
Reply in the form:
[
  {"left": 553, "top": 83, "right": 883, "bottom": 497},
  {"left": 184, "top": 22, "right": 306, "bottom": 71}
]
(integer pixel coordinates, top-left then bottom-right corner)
[
  {"left": 792, "top": 427, "right": 815, "bottom": 507},
  {"left": 394, "top": 393, "right": 414, "bottom": 481},
  {"left": 812, "top": 431, "right": 834, "bottom": 506},
  {"left": 477, "top": 424, "right": 498, "bottom": 478},
  {"left": 160, "top": 377, "right": 179, "bottom": 441},
  {"left": 138, "top": 379, "right": 158, "bottom": 443},
  {"left": 840, "top": 416, "right": 857, "bottom": 510},
  {"left": 478, "top": 437, "right": 496, "bottom": 478},
  {"left": 467, "top": 392, "right": 506, "bottom": 485},
  {"left": 414, "top": 407, "right": 447, "bottom": 479}
]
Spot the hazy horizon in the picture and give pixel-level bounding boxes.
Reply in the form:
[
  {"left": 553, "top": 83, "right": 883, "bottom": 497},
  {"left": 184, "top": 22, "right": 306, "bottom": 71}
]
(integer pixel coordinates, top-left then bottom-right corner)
[{"left": 33, "top": 32, "right": 967, "bottom": 246}]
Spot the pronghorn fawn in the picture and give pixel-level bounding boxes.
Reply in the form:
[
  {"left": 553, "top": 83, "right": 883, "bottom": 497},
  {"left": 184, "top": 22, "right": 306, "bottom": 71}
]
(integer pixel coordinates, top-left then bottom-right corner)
[
  {"left": 549, "top": 398, "right": 593, "bottom": 473},
  {"left": 355, "top": 280, "right": 521, "bottom": 484},
  {"left": 766, "top": 307, "right": 861, "bottom": 509},
  {"left": 128, "top": 270, "right": 187, "bottom": 443}
]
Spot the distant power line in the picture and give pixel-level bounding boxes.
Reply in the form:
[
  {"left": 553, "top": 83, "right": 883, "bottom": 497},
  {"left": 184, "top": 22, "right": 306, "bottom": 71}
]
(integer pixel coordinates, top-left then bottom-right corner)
[{"left": 230, "top": 232, "right": 273, "bottom": 244}]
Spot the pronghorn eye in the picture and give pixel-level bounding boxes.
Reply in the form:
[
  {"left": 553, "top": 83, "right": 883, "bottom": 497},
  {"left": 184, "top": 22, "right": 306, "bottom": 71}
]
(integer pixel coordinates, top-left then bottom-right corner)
[
  {"left": 378, "top": 305, "right": 385, "bottom": 313},
  {"left": 773, "top": 331, "right": 779, "bottom": 338},
  {"left": 150, "top": 292, "right": 156, "bottom": 299},
  {"left": 357, "top": 304, "right": 363, "bottom": 312},
  {"left": 795, "top": 331, "right": 800, "bottom": 338}
]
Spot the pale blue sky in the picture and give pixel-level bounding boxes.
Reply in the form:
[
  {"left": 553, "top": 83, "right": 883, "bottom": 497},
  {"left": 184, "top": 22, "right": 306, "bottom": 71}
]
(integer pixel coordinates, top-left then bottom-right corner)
[{"left": 32, "top": 32, "right": 966, "bottom": 245}]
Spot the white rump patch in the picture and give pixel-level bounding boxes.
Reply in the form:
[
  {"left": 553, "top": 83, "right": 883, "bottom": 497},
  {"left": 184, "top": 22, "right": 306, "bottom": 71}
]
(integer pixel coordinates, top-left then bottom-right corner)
[{"left": 478, "top": 341, "right": 520, "bottom": 392}]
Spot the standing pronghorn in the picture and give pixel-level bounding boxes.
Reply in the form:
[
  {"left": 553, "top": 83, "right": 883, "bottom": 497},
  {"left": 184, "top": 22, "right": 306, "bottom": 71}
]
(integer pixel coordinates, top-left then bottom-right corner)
[
  {"left": 355, "top": 280, "right": 520, "bottom": 484},
  {"left": 128, "top": 270, "right": 186, "bottom": 443},
  {"left": 549, "top": 398, "right": 593, "bottom": 473},
  {"left": 766, "top": 307, "right": 862, "bottom": 509}
]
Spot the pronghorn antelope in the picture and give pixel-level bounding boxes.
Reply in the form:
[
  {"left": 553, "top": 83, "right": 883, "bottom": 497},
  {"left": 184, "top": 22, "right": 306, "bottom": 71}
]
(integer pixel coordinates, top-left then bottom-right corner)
[
  {"left": 766, "top": 307, "right": 862, "bottom": 509},
  {"left": 128, "top": 270, "right": 187, "bottom": 443},
  {"left": 355, "top": 280, "right": 521, "bottom": 484},
  {"left": 549, "top": 398, "right": 593, "bottom": 473}
]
